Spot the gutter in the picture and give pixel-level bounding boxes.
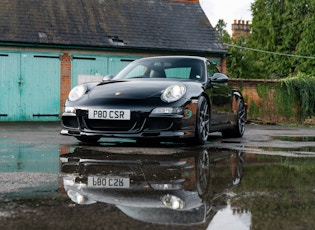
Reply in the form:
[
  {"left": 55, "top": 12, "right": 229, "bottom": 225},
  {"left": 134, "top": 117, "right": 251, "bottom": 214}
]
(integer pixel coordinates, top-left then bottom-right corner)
[{"left": 0, "top": 42, "right": 227, "bottom": 57}]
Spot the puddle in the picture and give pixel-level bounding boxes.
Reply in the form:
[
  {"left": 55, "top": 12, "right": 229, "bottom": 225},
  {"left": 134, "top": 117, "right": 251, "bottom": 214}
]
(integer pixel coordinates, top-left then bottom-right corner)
[
  {"left": 57, "top": 146, "right": 315, "bottom": 229},
  {"left": 272, "top": 136, "right": 315, "bottom": 142},
  {"left": 1, "top": 127, "right": 315, "bottom": 229},
  {"left": 259, "top": 146, "right": 315, "bottom": 153}
]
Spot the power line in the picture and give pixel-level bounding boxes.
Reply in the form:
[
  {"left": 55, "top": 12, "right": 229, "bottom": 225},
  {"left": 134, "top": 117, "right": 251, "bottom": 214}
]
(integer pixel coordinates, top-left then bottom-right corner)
[{"left": 224, "top": 43, "right": 315, "bottom": 59}]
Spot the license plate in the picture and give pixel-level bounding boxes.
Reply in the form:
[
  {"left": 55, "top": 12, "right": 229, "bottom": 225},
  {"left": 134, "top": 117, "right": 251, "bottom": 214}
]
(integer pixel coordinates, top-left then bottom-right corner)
[
  {"left": 88, "top": 176, "right": 130, "bottom": 188},
  {"left": 88, "top": 109, "right": 130, "bottom": 120}
]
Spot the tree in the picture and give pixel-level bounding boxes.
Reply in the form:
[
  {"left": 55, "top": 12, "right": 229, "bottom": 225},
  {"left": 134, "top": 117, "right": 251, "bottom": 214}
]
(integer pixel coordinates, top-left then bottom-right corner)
[
  {"left": 295, "top": 3, "right": 315, "bottom": 74},
  {"left": 248, "top": 0, "right": 315, "bottom": 78},
  {"left": 214, "top": 20, "right": 259, "bottom": 79},
  {"left": 214, "top": 19, "right": 231, "bottom": 43}
]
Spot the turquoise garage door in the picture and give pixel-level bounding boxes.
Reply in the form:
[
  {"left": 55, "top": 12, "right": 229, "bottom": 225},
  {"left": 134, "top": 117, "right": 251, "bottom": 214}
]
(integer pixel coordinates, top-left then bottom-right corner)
[{"left": 0, "top": 51, "right": 60, "bottom": 121}]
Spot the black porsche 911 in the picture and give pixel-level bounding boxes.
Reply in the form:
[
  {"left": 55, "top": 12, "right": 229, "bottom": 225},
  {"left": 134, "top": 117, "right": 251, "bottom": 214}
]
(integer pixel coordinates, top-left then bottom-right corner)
[{"left": 61, "top": 56, "right": 246, "bottom": 145}]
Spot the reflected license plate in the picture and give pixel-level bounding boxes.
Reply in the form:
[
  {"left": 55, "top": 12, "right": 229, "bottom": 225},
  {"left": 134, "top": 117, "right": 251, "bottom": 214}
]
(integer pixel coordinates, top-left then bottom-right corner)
[
  {"left": 88, "top": 176, "right": 130, "bottom": 188},
  {"left": 88, "top": 109, "right": 130, "bottom": 120}
]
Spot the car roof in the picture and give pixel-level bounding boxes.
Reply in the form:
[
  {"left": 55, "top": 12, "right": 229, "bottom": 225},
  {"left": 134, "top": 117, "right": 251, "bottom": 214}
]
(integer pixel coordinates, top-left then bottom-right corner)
[{"left": 138, "top": 56, "right": 207, "bottom": 62}]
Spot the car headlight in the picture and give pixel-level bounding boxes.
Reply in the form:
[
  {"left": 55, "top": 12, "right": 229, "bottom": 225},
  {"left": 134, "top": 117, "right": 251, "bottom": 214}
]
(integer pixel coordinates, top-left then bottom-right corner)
[
  {"left": 68, "top": 85, "right": 87, "bottom": 101},
  {"left": 161, "top": 194, "right": 185, "bottom": 210},
  {"left": 161, "top": 84, "right": 186, "bottom": 103}
]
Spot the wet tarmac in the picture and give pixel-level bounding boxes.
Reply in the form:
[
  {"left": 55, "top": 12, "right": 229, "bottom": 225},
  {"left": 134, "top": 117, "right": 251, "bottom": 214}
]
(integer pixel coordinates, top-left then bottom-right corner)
[{"left": 0, "top": 122, "right": 315, "bottom": 230}]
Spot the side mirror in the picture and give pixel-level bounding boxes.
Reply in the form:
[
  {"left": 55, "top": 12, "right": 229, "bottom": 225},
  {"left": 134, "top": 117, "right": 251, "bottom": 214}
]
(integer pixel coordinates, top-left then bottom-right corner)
[
  {"left": 102, "top": 74, "right": 114, "bottom": 81},
  {"left": 210, "top": 73, "right": 228, "bottom": 83}
]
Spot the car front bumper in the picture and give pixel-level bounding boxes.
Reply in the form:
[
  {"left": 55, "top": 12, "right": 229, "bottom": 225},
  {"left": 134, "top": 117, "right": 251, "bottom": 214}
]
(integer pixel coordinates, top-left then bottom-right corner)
[{"left": 60, "top": 105, "right": 197, "bottom": 140}]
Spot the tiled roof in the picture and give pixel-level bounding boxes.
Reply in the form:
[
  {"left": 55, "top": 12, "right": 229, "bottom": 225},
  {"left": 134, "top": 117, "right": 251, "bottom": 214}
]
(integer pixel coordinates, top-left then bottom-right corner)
[{"left": 0, "top": 0, "right": 226, "bottom": 54}]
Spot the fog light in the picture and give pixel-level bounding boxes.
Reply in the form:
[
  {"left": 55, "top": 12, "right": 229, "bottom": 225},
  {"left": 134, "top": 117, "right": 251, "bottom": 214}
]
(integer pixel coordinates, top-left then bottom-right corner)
[
  {"left": 67, "top": 190, "right": 96, "bottom": 205},
  {"left": 161, "top": 194, "right": 185, "bottom": 210},
  {"left": 64, "top": 107, "right": 76, "bottom": 113},
  {"left": 151, "top": 183, "right": 182, "bottom": 190},
  {"left": 151, "top": 107, "right": 183, "bottom": 114}
]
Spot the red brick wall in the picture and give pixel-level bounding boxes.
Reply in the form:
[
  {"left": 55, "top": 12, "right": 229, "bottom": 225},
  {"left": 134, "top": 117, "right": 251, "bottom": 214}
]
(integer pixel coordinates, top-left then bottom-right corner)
[
  {"left": 218, "top": 58, "right": 227, "bottom": 74},
  {"left": 229, "top": 79, "right": 277, "bottom": 108},
  {"left": 60, "top": 53, "right": 71, "bottom": 114}
]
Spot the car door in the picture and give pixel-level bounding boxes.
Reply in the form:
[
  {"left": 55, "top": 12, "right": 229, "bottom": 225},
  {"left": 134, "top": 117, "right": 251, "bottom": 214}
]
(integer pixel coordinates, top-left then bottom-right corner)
[{"left": 206, "top": 61, "right": 232, "bottom": 126}]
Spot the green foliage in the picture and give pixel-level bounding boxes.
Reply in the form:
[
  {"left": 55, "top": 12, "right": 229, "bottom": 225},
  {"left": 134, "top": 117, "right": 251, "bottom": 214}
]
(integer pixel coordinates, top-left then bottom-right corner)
[
  {"left": 215, "top": 2, "right": 315, "bottom": 123},
  {"left": 247, "top": 74, "right": 315, "bottom": 123},
  {"left": 273, "top": 83, "right": 296, "bottom": 120},
  {"left": 225, "top": 0, "right": 315, "bottom": 79},
  {"left": 279, "top": 74, "right": 315, "bottom": 119},
  {"left": 214, "top": 19, "right": 231, "bottom": 44},
  {"left": 226, "top": 37, "right": 265, "bottom": 79}
]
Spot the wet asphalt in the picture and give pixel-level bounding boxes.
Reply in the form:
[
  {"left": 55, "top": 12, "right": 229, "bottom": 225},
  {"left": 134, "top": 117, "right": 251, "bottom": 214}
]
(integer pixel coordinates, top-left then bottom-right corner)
[{"left": 0, "top": 122, "right": 315, "bottom": 230}]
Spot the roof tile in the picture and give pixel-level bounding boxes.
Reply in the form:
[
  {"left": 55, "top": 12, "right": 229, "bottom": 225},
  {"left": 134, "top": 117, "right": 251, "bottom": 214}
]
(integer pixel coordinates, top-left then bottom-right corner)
[{"left": 0, "top": 0, "right": 226, "bottom": 54}]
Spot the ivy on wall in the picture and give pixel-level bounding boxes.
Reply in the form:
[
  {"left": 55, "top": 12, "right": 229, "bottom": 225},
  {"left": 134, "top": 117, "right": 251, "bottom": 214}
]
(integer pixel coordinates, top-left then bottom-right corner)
[
  {"left": 247, "top": 74, "right": 315, "bottom": 124},
  {"left": 280, "top": 74, "right": 315, "bottom": 121}
]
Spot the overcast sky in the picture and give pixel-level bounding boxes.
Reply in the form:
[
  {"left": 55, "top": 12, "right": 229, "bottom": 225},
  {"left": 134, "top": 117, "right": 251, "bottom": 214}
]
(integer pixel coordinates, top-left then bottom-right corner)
[{"left": 200, "top": 0, "right": 253, "bottom": 34}]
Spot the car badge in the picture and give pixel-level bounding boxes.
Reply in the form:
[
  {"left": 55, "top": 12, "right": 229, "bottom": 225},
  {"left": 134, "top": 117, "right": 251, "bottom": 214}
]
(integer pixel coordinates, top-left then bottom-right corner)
[{"left": 115, "top": 92, "right": 121, "bottom": 96}]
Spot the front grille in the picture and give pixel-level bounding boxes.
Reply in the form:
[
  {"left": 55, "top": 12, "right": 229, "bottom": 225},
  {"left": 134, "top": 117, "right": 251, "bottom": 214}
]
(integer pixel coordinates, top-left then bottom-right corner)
[
  {"left": 85, "top": 119, "right": 138, "bottom": 131},
  {"left": 145, "top": 117, "right": 174, "bottom": 131},
  {"left": 78, "top": 162, "right": 145, "bottom": 180},
  {"left": 77, "top": 109, "right": 147, "bottom": 132}
]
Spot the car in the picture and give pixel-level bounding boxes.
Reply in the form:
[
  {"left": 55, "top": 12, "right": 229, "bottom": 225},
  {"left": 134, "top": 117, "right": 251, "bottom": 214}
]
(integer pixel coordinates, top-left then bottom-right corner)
[{"left": 61, "top": 56, "right": 246, "bottom": 145}]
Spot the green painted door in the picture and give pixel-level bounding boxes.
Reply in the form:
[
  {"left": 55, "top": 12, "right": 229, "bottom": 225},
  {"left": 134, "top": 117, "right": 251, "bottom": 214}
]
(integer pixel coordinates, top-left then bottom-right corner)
[
  {"left": 21, "top": 53, "right": 60, "bottom": 121},
  {"left": 0, "top": 51, "right": 60, "bottom": 121},
  {"left": 71, "top": 55, "right": 109, "bottom": 88},
  {"left": 0, "top": 52, "right": 21, "bottom": 121}
]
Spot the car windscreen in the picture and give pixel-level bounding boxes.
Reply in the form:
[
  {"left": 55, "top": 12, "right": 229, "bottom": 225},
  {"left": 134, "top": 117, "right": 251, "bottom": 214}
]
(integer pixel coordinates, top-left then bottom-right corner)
[{"left": 114, "top": 58, "right": 205, "bottom": 82}]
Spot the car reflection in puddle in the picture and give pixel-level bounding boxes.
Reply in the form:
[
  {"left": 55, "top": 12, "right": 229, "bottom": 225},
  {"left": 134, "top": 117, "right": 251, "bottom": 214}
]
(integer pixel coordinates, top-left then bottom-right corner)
[{"left": 60, "top": 146, "right": 246, "bottom": 227}]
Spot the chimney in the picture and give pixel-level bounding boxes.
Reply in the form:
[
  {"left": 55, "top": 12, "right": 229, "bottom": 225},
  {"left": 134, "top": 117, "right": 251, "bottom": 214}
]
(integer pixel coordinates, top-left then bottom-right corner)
[{"left": 232, "top": 19, "right": 251, "bottom": 41}]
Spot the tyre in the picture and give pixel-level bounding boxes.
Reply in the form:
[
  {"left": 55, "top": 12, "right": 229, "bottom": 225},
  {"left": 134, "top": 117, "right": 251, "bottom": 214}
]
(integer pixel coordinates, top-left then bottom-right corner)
[
  {"left": 196, "top": 149, "right": 211, "bottom": 197},
  {"left": 187, "top": 96, "right": 210, "bottom": 145},
  {"left": 222, "top": 99, "right": 246, "bottom": 138}
]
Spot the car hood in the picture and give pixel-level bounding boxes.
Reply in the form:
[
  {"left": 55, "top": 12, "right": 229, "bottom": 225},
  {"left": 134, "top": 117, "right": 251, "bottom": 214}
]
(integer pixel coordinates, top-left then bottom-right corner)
[{"left": 88, "top": 80, "right": 183, "bottom": 100}]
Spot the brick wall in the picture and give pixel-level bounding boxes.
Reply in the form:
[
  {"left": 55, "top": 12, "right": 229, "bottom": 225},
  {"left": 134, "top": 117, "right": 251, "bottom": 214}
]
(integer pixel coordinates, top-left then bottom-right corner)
[
  {"left": 229, "top": 78, "right": 277, "bottom": 107},
  {"left": 218, "top": 58, "right": 227, "bottom": 74},
  {"left": 60, "top": 53, "right": 71, "bottom": 114},
  {"left": 229, "top": 79, "right": 285, "bottom": 124}
]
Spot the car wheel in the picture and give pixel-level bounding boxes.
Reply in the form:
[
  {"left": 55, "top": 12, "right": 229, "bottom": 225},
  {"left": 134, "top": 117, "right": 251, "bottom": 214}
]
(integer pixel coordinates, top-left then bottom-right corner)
[
  {"left": 222, "top": 99, "right": 246, "bottom": 138},
  {"left": 196, "top": 149, "right": 211, "bottom": 197},
  {"left": 75, "top": 136, "right": 100, "bottom": 143},
  {"left": 187, "top": 96, "right": 210, "bottom": 145}
]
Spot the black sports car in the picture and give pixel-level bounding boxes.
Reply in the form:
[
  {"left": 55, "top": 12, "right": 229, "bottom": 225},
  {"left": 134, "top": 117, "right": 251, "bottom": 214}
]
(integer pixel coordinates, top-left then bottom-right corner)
[{"left": 61, "top": 56, "right": 246, "bottom": 145}]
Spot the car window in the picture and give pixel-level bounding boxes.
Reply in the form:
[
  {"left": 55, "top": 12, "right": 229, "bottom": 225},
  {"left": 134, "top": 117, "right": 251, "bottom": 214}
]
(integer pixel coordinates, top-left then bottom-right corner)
[
  {"left": 122, "top": 65, "right": 148, "bottom": 79},
  {"left": 165, "top": 67, "right": 191, "bottom": 79}
]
